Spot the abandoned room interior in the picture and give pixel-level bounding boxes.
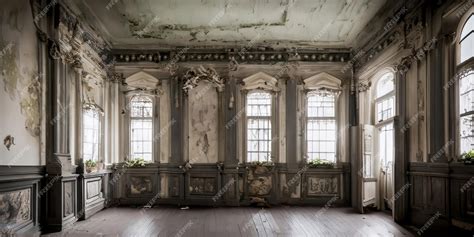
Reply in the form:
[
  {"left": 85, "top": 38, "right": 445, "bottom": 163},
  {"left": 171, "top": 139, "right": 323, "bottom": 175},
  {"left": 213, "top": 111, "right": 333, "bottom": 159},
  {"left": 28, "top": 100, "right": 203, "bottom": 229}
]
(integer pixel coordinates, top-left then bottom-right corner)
[{"left": 0, "top": 0, "right": 473, "bottom": 236}]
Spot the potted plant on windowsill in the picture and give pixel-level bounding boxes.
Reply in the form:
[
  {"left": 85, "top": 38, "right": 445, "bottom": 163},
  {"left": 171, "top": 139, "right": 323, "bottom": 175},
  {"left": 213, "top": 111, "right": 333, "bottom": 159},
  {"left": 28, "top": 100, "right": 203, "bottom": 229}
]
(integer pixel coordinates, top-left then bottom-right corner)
[
  {"left": 85, "top": 160, "right": 98, "bottom": 173},
  {"left": 307, "top": 158, "right": 335, "bottom": 168},
  {"left": 460, "top": 150, "right": 474, "bottom": 165},
  {"left": 246, "top": 160, "right": 275, "bottom": 174},
  {"left": 125, "top": 158, "right": 149, "bottom": 168}
]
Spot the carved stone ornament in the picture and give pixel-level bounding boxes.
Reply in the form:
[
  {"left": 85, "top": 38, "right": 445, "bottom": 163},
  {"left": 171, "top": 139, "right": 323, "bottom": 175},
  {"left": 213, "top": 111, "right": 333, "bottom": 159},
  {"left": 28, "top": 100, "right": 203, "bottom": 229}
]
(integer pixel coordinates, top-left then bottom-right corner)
[
  {"left": 228, "top": 56, "right": 239, "bottom": 71},
  {"left": 83, "top": 102, "right": 104, "bottom": 115},
  {"left": 82, "top": 72, "right": 103, "bottom": 106},
  {"left": 303, "top": 72, "right": 342, "bottom": 95},
  {"left": 107, "top": 72, "right": 124, "bottom": 84},
  {"left": 49, "top": 41, "right": 62, "bottom": 60},
  {"left": 241, "top": 72, "right": 280, "bottom": 92},
  {"left": 357, "top": 81, "right": 372, "bottom": 93},
  {"left": 183, "top": 66, "right": 224, "bottom": 94}
]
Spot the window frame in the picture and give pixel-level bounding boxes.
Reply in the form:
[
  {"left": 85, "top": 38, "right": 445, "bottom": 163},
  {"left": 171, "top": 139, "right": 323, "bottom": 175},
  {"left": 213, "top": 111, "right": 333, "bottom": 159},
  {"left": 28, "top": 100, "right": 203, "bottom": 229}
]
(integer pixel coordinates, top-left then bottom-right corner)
[
  {"left": 304, "top": 91, "right": 338, "bottom": 162},
  {"left": 81, "top": 106, "right": 103, "bottom": 162},
  {"left": 244, "top": 91, "right": 274, "bottom": 162},
  {"left": 125, "top": 93, "right": 160, "bottom": 163},
  {"left": 372, "top": 70, "right": 396, "bottom": 171},
  {"left": 460, "top": 14, "right": 474, "bottom": 64},
  {"left": 374, "top": 72, "right": 396, "bottom": 127},
  {"left": 456, "top": 10, "right": 474, "bottom": 157}
]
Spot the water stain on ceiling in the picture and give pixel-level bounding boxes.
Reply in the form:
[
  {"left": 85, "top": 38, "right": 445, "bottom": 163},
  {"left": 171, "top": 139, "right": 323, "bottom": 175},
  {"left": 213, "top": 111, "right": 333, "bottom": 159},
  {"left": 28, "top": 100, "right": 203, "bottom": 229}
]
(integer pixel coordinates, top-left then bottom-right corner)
[{"left": 68, "top": 0, "right": 387, "bottom": 49}]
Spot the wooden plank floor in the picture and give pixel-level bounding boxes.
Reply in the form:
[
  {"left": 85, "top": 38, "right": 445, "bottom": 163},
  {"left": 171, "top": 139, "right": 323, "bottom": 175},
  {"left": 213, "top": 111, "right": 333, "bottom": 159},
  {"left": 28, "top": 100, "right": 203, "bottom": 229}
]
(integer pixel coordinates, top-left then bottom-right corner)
[{"left": 43, "top": 206, "right": 414, "bottom": 237}]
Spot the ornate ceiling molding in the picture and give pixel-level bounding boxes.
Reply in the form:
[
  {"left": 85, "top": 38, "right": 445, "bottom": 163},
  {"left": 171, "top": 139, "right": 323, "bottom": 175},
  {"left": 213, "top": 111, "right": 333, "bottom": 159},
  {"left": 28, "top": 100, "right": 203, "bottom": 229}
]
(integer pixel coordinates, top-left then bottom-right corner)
[{"left": 113, "top": 50, "right": 351, "bottom": 64}]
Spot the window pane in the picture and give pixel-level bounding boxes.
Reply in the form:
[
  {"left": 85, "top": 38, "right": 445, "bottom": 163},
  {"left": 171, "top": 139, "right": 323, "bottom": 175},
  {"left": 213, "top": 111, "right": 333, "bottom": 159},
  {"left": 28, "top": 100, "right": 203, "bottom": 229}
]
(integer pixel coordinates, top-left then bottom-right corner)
[
  {"left": 247, "top": 92, "right": 271, "bottom": 116},
  {"left": 307, "top": 93, "right": 335, "bottom": 117},
  {"left": 460, "top": 34, "right": 473, "bottom": 63},
  {"left": 307, "top": 120, "right": 336, "bottom": 162},
  {"left": 461, "top": 15, "right": 474, "bottom": 63},
  {"left": 130, "top": 95, "right": 153, "bottom": 118},
  {"left": 246, "top": 92, "right": 272, "bottom": 162},
  {"left": 378, "top": 123, "right": 394, "bottom": 168},
  {"left": 376, "top": 96, "right": 395, "bottom": 122},
  {"left": 130, "top": 119, "right": 153, "bottom": 161},
  {"left": 460, "top": 114, "right": 474, "bottom": 154},
  {"left": 460, "top": 73, "right": 474, "bottom": 114},
  {"left": 83, "top": 109, "right": 100, "bottom": 161},
  {"left": 376, "top": 73, "right": 394, "bottom": 98}
]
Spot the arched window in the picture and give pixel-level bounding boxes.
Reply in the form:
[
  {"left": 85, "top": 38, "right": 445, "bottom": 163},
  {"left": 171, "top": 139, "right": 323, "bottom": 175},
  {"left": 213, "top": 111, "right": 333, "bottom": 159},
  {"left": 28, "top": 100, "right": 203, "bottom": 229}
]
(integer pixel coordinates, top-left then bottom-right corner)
[
  {"left": 82, "top": 108, "right": 101, "bottom": 161},
  {"left": 460, "top": 15, "right": 474, "bottom": 63},
  {"left": 306, "top": 92, "right": 336, "bottom": 162},
  {"left": 130, "top": 95, "right": 154, "bottom": 161},
  {"left": 246, "top": 91, "right": 272, "bottom": 162},
  {"left": 459, "top": 14, "right": 474, "bottom": 155},
  {"left": 375, "top": 72, "right": 395, "bottom": 169}
]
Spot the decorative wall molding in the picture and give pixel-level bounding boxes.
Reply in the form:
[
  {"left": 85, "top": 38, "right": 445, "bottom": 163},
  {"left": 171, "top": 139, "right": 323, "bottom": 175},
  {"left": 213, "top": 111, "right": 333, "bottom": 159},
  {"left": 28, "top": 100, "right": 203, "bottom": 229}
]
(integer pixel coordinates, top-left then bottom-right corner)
[
  {"left": 124, "top": 71, "right": 161, "bottom": 91},
  {"left": 303, "top": 72, "right": 342, "bottom": 93},
  {"left": 241, "top": 72, "right": 280, "bottom": 92}
]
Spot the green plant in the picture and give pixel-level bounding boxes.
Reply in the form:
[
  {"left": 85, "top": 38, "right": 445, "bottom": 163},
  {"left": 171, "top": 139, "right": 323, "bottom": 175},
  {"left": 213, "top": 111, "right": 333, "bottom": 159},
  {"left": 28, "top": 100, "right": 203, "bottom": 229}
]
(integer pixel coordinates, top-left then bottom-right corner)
[
  {"left": 460, "top": 150, "right": 474, "bottom": 163},
  {"left": 125, "top": 158, "right": 149, "bottom": 168},
  {"left": 248, "top": 160, "right": 274, "bottom": 166},
  {"left": 307, "top": 158, "right": 335, "bottom": 168},
  {"left": 85, "top": 160, "right": 97, "bottom": 168}
]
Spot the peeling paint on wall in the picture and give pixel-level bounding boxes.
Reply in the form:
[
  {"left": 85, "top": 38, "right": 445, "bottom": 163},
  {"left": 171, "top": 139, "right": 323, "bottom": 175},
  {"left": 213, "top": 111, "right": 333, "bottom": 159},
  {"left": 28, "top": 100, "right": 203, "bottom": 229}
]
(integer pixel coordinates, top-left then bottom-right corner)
[
  {"left": 0, "top": 0, "right": 41, "bottom": 165},
  {"left": 0, "top": 41, "right": 41, "bottom": 137},
  {"left": 188, "top": 82, "right": 219, "bottom": 163}
]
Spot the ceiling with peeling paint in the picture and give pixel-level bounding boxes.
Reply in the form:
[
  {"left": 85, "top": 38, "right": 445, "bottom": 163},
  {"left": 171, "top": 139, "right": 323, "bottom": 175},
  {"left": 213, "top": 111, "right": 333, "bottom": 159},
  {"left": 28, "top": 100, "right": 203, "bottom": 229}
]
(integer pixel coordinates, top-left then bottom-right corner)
[{"left": 69, "top": 0, "right": 387, "bottom": 49}]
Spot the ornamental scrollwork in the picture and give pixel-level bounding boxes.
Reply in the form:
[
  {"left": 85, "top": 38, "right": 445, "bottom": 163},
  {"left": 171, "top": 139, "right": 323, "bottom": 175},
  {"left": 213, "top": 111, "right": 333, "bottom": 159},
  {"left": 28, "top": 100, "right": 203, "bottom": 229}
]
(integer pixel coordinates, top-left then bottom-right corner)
[{"left": 182, "top": 66, "right": 224, "bottom": 95}]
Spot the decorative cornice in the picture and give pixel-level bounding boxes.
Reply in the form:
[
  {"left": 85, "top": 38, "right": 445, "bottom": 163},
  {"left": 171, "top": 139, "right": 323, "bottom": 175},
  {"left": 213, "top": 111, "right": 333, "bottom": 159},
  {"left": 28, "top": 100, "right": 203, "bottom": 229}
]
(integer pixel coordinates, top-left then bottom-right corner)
[
  {"left": 354, "top": 30, "right": 403, "bottom": 69},
  {"left": 113, "top": 50, "right": 351, "bottom": 64},
  {"left": 354, "top": 4, "right": 425, "bottom": 70},
  {"left": 396, "top": 37, "right": 438, "bottom": 74}
]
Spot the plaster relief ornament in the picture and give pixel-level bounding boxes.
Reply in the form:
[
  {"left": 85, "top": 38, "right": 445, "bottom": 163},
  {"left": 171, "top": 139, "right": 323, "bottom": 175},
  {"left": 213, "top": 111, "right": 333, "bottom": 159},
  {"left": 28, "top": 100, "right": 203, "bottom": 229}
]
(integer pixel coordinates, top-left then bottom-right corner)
[
  {"left": 228, "top": 56, "right": 239, "bottom": 71},
  {"left": 357, "top": 81, "right": 371, "bottom": 93},
  {"left": 183, "top": 66, "right": 224, "bottom": 95},
  {"left": 3, "top": 135, "right": 15, "bottom": 150}
]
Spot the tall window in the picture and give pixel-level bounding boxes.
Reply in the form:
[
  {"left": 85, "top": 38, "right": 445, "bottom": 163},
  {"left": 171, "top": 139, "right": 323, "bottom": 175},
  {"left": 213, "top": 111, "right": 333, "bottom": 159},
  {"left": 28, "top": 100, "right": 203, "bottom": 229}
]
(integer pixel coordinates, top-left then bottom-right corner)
[
  {"left": 306, "top": 92, "right": 336, "bottom": 162},
  {"left": 375, "top": 72, "right": 395, "bottom": 168},
  {"left": 83, "top": 109, "right": 101, "bottom": 161},
  {"left": 459, "top": 15, "right": 474, "bottom": 154},
  {"left": 130, "top": 95, "right": 154, "bottom": 161},
  {"left": 246, "top": 91, "right": 272, "bottom": 162}
]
